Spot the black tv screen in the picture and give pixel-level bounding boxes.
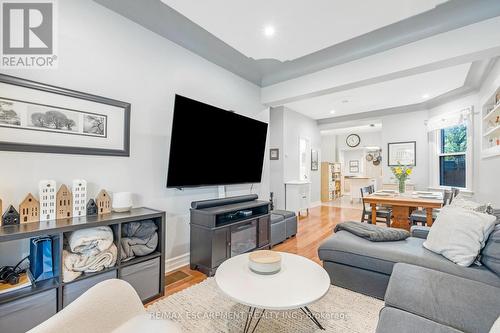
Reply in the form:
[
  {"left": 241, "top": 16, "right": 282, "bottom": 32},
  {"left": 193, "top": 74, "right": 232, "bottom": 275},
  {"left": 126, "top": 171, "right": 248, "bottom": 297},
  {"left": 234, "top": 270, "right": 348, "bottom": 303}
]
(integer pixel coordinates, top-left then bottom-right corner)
[{"left": 167, "top": 95, "right": 268, "bottom": 188}]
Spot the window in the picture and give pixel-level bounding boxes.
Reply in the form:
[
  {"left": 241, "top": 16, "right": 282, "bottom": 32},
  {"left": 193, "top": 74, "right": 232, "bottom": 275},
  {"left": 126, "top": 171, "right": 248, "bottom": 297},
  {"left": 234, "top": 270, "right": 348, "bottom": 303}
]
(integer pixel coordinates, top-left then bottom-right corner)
[{"left": 438, "top": 124, "right": 467, "bottom": 188}]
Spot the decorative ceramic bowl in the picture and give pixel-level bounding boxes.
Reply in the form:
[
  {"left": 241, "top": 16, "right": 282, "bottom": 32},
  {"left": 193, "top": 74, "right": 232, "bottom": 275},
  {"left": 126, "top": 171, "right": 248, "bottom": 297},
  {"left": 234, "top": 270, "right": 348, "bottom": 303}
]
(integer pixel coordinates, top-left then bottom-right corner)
[{"left": 248, "top": 250, "right": 282, "bottom": 275}]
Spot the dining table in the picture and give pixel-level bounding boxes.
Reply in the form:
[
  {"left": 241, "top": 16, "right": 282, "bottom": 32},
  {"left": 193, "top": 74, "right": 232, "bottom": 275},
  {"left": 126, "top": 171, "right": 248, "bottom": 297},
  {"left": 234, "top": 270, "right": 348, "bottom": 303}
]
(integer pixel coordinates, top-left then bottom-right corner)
[{"left": 364, "top": 191, "right": 444, "bottom": 230}]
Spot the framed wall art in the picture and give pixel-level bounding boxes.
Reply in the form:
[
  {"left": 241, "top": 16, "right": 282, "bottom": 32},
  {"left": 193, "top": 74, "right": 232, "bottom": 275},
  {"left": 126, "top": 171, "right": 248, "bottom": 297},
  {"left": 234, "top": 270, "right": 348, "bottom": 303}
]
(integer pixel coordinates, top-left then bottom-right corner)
[
  {"left": 311, "top": 149, "right": 318, "bottom": 171},
  {"left": 0, "top": 74, "right": 130, "bottom": 156},
  {"left": 349, "top": 160, "right": 359, "bottom": 173},
  {"left": 388, "top": 141, "right": 416, "bottom": 166},
  {"left": 270, "top": 148, "right": 279, "bottom": 160}
]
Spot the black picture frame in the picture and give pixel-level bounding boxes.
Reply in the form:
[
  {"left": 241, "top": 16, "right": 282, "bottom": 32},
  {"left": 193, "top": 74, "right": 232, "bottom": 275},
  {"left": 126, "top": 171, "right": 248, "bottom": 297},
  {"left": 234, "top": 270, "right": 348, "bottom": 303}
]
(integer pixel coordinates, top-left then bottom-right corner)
[
  {"left": 0, "top": 74, "right": 130, "bottom": 156},
  {"left": 270, "top": 148, "right": 279, "bottom": 160},
  {"left": 387, "top": 141, "right": 416, "bottom": 166}
]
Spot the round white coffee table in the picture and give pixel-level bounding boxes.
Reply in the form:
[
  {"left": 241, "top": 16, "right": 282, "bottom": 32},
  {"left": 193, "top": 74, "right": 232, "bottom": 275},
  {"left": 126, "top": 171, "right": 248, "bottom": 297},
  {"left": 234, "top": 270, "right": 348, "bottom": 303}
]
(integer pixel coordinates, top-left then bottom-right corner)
[{"left": 215, "top": 252, "right": 330, "bottom": 332}]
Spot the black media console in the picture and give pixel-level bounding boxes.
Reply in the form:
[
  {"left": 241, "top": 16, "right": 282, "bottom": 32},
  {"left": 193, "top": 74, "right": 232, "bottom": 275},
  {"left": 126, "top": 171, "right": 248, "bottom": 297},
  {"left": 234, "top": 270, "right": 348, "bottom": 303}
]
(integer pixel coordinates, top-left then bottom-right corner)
[{"left": 190, "top": 194, "right": 270, "bottom": 276}]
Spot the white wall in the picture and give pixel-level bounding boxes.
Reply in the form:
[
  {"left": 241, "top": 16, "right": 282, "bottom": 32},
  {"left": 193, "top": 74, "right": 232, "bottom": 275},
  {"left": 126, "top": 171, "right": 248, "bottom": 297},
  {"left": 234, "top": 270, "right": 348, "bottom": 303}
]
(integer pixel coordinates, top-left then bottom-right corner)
[
  {"left": 336, "top": 131, "right": 382, "bottom": 151},
  {"left": 321, "top": 134, "right": 336, "bottom": 162},
  {"left": 427, "top": 60, "right": 500, "bottom": 206},
  {"left": 429, "top": 61, "right": 500, "bottom": 207},
  {"left": 0, "top": 0, "right": 266, "bottom": 269},
  {"left": 269, "top": 107, "right": 322, "bottom": 208},
  {"left": 269, "top": 107, "right": 285, "bottom": 209},
  {"left": 477, "top": 60, "right": 500, "bottom": 206},
  {"left": 283, "top": 108, "right": 322, "bottom": 204},
  {"left": 380, "top": 110, "right": 429, "bottom": 188}
]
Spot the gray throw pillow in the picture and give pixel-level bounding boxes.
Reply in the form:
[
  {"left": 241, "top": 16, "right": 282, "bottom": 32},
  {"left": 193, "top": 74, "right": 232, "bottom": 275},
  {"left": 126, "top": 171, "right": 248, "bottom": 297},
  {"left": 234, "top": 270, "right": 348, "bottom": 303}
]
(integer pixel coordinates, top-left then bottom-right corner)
[{"left": 481, "top": 224, "right": 500, "bottom": 276}]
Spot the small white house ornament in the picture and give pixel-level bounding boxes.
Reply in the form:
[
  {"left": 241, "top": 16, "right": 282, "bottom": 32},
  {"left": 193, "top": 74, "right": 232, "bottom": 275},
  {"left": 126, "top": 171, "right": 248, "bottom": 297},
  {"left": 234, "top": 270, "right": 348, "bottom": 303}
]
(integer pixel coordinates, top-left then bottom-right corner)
[
  {"left": 72, "top": 180, "right": 87, "bottom": 217},
  {"left": 39, "top": 180, "right": 56, "bottom": 221}
]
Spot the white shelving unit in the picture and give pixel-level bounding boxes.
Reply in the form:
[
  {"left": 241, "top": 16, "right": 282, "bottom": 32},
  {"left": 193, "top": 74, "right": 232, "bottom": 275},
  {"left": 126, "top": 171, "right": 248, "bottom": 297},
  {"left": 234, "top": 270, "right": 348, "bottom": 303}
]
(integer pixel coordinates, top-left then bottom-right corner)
[{"left": 481, "top": 87, "right": 500, "bottom": 158}]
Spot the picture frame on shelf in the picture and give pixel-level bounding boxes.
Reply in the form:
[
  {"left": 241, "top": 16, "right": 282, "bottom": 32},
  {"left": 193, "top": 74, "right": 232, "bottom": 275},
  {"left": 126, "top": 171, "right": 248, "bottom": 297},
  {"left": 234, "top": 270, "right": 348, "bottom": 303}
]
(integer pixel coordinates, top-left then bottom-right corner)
[
  {"left": 388, "top": 141, "right": 416, "bottom": 166},
  {"left": 0, "top": 74, "right": 130, "bottom": 156},
  {"left": 311, "top": 149, "right": 318, "bottom": 171}
]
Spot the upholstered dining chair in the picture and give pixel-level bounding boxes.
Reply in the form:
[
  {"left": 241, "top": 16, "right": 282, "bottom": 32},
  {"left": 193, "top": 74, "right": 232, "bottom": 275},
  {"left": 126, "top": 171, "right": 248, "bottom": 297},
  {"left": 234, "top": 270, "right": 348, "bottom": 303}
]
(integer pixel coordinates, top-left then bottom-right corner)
[
  {"left": 360, "top": 186, "right": 392, "bottom": 226},
  {"left": 449, "top": 187, "right": 460, "bottom": 204},
  {"left": 409, "top": 190, "right": 452, "bottom": 226}
]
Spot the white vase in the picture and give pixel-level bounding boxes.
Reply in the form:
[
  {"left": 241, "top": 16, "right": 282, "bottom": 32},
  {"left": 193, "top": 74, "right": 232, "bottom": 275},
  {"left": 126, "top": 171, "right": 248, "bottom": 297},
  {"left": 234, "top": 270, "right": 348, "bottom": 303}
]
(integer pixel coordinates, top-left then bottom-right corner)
[{"left": 112, "top": 192, "right": 133, "bottom": 212}]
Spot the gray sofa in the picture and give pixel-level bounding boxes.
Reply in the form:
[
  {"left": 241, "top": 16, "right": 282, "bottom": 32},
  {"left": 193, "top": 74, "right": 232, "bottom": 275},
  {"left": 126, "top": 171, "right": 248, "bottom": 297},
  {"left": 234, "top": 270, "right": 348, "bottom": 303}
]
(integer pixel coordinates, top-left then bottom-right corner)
[
  {"left": 318, "top": 227, "right": 500, "bottom": 299},
  {"left": 377, "top": 263, "right": 500, "bottom": 333},
  {"left": 318, "top": 225, "right": 500, "bottom": 333},
  {"left": 270, "top": 210, "right": 297, "bottom": 247}
]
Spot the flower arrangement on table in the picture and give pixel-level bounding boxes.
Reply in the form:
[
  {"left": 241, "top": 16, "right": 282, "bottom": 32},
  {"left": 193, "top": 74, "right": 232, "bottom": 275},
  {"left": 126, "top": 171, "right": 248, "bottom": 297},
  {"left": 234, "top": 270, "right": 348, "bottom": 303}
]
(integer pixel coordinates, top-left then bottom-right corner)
[{"left": 391, "top": 163, "right": 413, "bottom": 193}]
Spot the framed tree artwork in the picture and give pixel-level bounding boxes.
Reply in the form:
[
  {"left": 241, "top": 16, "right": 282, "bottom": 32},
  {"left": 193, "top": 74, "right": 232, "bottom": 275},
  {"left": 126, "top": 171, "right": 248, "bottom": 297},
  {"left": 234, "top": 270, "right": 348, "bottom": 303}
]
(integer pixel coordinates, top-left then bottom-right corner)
[
  {"left": 0, "top": 74, "right": 130, "bottom": 156},
  {"left": 388, "top": 141, "right": 416, "bottom": 166}
]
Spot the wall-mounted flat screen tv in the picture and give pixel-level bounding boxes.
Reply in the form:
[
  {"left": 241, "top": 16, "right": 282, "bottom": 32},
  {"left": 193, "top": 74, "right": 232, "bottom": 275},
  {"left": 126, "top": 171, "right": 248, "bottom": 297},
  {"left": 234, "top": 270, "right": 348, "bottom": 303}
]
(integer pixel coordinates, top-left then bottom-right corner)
[{"left": 166, "top": 95, "right": 268, "bottom": 188}]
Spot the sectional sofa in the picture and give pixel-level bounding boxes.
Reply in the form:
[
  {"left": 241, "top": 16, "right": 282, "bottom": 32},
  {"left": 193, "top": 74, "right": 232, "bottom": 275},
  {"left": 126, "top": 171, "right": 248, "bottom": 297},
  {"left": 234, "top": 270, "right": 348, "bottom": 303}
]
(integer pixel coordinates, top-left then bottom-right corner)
[{"left": 318, "top": 225, "right": 500, "bottom": 333}]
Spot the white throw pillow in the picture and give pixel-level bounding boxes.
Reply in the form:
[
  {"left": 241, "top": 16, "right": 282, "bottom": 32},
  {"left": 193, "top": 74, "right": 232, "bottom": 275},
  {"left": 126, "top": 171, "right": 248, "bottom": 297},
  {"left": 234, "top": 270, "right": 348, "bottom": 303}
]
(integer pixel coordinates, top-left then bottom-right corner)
[
  {"left": 450, "top": 194, "right": 488, "bottom": 213},
  {"left": 423, "top": 206, "right": 497, "bottom": 266}
]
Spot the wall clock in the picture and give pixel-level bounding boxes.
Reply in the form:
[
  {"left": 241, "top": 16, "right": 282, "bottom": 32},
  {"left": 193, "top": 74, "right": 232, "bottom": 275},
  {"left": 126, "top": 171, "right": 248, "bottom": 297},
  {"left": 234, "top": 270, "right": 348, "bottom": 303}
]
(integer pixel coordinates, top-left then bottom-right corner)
[{"left": 346, "top": 134, "right": 361, "bottom": 148}]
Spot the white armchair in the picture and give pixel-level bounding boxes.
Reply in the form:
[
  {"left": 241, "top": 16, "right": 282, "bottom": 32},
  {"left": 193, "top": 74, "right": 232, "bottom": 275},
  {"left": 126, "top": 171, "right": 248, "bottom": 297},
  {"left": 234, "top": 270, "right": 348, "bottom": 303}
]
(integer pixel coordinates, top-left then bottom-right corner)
[{"left": 28, "top": 279, "right": 181, "bottom": 333}]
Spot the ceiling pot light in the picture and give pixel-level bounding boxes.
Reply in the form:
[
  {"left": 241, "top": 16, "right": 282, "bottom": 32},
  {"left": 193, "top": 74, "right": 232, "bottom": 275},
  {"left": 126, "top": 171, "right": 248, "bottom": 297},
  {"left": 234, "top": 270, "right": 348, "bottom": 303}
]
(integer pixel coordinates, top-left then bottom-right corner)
[
  {"left": 422, "top": 94, "right": 430, "bottom": 99},
  {"left": 263, "top": 25, "right": 275, "bottom": 37},
  {"left": 330, "top": 110, "right": 336, "bottom": 114}
]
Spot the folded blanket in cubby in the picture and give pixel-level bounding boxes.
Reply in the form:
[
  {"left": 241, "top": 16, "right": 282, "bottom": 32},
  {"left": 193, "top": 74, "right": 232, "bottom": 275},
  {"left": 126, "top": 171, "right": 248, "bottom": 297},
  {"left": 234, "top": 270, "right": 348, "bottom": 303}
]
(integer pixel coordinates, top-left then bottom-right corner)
[
  {"left": 67, "top": 226, "right": 114, "bottom": 256},
  {"left": 62, "top": 243, "right": 117, "bottom": 282},
  {"left": 121, "top": 220, "right": 158, "bottom": 261}
]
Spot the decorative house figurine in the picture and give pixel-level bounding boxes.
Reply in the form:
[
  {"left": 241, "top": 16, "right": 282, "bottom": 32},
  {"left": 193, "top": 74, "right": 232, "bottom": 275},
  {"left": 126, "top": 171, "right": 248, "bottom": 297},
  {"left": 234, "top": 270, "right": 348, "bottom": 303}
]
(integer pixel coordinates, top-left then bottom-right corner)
[
  {"left": 56, "top": 184, "right": 73, "bottom": 219},
  {"left": 96, "top": 190, "right": 111, "bottom": 215},
  {"left": 39, "top": 180, "right": 56, "bottom": 221},
  {"left": 2, "top": 205, "right": 20, "bottom": 226},
  {"left": 86, "top": 199, "right": 97, "bottom": 216},
  {"left": 72, "top": 180, "right": 87, "bottom": 217},
  {"left": 19, "top": 193, "right": 40, "bottom": 223}
]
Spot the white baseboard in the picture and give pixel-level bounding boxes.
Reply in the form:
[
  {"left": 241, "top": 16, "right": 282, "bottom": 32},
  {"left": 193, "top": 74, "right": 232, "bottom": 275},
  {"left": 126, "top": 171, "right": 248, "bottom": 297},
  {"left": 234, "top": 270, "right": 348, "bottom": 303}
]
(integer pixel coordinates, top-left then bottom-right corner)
[
  {"left": 165, "top": 253, "right": 190, "bottom": 273},
  {"left": 310, "top": 201, "right": 322, "bottom": 208}
]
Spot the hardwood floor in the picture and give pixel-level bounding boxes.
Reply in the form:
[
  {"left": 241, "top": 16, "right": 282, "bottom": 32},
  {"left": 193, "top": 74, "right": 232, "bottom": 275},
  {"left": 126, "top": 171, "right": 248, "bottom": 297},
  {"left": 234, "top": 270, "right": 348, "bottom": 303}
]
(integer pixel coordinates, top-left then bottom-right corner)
[{"left": 164, "top": 205, "right": 363, "bottom": 297}]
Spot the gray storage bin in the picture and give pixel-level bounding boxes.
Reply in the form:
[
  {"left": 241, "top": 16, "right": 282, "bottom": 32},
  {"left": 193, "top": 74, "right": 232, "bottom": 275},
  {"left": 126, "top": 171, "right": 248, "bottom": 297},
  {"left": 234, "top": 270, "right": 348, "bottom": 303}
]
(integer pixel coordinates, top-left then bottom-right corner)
[
  {"left": 0, "top": 289, "right": 57, "bottom": 333},
  {"left": 63, "top": 269, "right": 117, "bottom": 307},
  {"left": 286, "top": 216, "right": 298, "bottom": 238},
  {"left": 121, "top": 258, "right": 160, "bottom": 301},
  {"left": 271, "top": 219, "right": 286, "bottom": 246}
]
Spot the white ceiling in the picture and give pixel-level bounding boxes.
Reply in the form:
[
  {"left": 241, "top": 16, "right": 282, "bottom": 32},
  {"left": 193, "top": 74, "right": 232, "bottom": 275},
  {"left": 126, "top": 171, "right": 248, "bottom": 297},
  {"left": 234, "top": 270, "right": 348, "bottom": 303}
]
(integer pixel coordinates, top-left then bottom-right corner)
[
  {"left": 284, "top": 63, "right": 471, "bottom": 119},
  {"left": 161, "top": 0, "right": 448, "bottom": 61},
  {"left": 321, "top": 123, "right": 383, "bottom": 135}
]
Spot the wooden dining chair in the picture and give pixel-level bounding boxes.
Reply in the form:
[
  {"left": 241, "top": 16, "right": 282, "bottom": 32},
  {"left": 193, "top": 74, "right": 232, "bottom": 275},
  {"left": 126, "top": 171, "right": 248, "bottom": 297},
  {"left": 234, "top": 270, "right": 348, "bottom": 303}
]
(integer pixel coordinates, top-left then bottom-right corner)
[
  {"left": 360, "top": 186, "right": 392, "bottom": 226},
  {"left": 409, "top": 190, "right": 452, "bottom": 226}
]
